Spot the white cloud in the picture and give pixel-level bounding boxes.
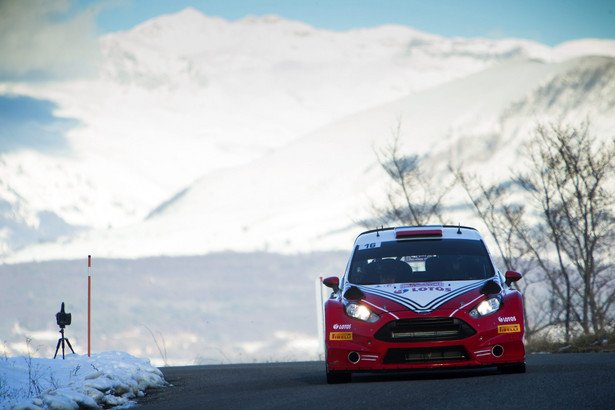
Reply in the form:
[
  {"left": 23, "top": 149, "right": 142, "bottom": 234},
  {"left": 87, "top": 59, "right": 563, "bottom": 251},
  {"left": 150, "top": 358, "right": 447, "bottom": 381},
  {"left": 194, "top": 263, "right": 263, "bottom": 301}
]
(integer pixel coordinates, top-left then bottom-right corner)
[{"left": 0, "top": 0, "right": 102, "bottom": 81}]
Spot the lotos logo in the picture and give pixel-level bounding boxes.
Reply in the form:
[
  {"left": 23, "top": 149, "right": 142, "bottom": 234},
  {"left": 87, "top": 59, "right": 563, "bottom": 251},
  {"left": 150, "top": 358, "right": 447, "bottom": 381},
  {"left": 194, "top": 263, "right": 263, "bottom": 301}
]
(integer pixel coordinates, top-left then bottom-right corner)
[
  {"left": 333, "top": 324, "right": 351, "bottom": 330},
  {"left": 498, "top": 316, "right": 517, "bottom": 323},
  {"left": 411, "top": 286, "right": 452, "bottom": 292}
]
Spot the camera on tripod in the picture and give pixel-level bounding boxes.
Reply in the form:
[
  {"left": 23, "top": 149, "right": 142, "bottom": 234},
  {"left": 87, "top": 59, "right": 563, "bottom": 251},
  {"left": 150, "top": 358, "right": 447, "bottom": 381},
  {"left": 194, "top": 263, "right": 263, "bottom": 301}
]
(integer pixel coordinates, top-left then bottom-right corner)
[
  {"left": 54, "top": 302, "right": 75, "bottom": 359},
  {"left": 56, "top": 302, "right": 72, "bottom": 328}
]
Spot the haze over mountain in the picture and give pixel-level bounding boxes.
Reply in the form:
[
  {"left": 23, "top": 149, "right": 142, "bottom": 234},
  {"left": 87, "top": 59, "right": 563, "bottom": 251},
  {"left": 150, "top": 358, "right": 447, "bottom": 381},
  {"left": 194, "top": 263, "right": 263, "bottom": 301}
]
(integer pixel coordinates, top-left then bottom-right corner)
[{"left": 1, "top": 7, "right": 615, "bottom": 263}]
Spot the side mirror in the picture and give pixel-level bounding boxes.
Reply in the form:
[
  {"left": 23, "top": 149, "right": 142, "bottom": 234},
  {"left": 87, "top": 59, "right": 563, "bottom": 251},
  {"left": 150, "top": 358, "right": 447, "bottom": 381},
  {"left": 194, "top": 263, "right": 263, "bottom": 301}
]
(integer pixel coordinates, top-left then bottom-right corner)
[
  {"left": 322, "top": 276, "right": 340, "bottom": 293},
  {"left": 505, "top": 271, "right": 522, "bottom": 286}
]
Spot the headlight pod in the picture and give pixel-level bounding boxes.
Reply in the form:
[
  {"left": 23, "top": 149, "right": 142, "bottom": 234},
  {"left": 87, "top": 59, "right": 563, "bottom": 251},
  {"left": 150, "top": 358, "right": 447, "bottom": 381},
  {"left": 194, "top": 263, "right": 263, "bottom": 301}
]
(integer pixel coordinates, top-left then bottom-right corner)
[
  {"left": 345, "top": 302, "right": 379, "bottom": 323},
  {"left": 469, "top": 296, "right": 501, "bottom": 319}
]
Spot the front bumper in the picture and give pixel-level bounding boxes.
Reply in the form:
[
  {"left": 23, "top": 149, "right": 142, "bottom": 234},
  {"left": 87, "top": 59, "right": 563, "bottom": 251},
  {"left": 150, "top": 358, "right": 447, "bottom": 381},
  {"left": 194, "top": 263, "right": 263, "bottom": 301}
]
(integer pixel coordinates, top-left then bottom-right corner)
[{"left": 325, "top": 312, "right": 525, "bottom": 372}]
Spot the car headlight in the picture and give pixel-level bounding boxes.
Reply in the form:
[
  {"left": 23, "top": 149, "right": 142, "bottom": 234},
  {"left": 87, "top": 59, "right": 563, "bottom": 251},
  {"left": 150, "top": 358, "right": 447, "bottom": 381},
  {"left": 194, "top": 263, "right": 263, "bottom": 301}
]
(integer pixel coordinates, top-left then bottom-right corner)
[
  {"left": 345, "top": 302, "right": 379, "bottom": 323},
  {"left": 469, "top": 297, "right": 501, "bottom": 319}
]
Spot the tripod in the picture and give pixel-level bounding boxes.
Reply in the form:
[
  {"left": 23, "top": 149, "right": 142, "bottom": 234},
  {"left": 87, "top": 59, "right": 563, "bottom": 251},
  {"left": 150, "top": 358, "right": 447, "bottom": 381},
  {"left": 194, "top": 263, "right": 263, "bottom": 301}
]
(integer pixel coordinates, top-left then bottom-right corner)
[{"left": 53, "top": 326, "right": 75, "bottom": 359}]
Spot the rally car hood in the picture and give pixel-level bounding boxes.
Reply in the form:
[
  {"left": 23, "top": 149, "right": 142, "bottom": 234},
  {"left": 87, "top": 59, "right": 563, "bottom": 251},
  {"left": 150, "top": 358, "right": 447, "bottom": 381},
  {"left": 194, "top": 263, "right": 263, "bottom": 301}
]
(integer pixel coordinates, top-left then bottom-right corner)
[{"left": 348, "top": 279, "right": 493, "bottom": 314}]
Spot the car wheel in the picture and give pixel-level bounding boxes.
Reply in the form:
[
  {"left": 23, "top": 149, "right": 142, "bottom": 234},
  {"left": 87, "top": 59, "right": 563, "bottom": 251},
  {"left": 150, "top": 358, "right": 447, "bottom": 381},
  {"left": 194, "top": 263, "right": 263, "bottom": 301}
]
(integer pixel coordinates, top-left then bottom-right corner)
[
  {"left": 498, "top": 362, "right": 526, "bottom": 374},
  {"left": 326, "top": 368, "right": 352, "bottom": 384}
]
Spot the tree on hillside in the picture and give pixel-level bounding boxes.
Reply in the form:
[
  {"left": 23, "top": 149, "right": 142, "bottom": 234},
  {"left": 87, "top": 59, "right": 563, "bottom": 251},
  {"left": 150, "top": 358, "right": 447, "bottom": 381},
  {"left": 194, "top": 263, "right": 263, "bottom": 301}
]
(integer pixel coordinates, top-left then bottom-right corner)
[
  {"left": 456, "top": 121, "right": 615, "bottom": 341},
  {"left": 366, "top": 121, "right": 450, "bottom": 227},
  {"left": 516, "top": 122, "right": 615, "bottom": 338}
]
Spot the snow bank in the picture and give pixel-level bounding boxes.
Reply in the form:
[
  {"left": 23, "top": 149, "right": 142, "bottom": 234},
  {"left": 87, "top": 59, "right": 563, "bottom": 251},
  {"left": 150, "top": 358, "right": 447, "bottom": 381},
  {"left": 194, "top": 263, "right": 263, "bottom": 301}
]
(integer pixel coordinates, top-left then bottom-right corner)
[{"left": 0, "top": 351, "right": 166, "bottom": 409}]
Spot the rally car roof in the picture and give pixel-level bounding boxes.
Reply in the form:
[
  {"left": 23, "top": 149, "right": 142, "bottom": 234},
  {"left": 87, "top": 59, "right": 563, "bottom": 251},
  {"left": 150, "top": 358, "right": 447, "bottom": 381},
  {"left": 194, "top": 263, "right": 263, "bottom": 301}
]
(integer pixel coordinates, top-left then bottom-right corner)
[{"left": 354, "top": 225, "right": 483, "bottom": 246}]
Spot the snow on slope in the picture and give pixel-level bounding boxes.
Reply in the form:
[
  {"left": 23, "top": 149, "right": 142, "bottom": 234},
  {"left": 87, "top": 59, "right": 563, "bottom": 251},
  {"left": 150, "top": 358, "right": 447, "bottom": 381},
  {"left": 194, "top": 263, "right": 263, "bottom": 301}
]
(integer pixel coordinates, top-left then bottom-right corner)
[
  {"left": 9, "top": 55, "right": 615, "bottom": 262},
  {"left": 1, "top": 8, "right": 615, "bottom": 262}
]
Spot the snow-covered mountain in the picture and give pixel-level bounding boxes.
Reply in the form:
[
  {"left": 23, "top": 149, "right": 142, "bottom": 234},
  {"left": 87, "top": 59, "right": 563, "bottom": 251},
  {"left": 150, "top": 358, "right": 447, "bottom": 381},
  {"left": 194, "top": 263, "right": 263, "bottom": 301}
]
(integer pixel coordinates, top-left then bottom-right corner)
[{"left": 1, "top": 8, "right": 615, "bottom": 262}]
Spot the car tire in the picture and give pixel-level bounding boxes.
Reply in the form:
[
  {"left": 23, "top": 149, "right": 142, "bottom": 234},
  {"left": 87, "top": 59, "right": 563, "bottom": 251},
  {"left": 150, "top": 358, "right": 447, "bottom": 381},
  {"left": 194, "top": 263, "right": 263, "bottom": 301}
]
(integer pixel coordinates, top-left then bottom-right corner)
[
  {"left": 326, "top": 368, "right": 352, "bottom": 384},
  {"left": 498, "top": 362, "right": 526, "bottom": 374}
]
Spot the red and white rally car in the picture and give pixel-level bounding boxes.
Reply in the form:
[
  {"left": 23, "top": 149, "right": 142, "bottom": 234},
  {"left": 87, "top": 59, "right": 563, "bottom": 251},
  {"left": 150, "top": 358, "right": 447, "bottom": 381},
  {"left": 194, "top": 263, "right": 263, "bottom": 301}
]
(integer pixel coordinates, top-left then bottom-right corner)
[{"left": 322, "top": 225, "right": 525, "bottom": 383}]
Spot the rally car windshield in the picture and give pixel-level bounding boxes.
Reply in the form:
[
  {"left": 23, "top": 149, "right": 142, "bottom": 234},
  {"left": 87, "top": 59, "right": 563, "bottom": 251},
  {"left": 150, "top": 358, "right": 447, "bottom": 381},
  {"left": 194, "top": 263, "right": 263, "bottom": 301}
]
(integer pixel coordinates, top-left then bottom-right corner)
[{"left": 348, "top": 239, "right": 495, "bottom": 285}]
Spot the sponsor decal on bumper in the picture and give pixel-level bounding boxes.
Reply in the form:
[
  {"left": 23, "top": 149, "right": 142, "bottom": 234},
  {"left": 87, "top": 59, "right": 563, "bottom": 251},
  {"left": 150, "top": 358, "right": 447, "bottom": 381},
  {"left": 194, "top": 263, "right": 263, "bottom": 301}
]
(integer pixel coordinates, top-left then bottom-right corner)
[
  {"left": 498, "top": 324, "right": 521, "bottom": 333},
  {"left": 329, "top": 332, "right": 353, "bottom": 341}
]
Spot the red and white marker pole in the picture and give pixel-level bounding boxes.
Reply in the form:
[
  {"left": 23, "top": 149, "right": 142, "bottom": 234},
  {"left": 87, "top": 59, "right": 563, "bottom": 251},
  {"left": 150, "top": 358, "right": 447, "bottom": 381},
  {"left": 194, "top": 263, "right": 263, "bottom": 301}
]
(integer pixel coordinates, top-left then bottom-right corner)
[{"left": 88, "top": 255, "right": 91, "bottom": 357}]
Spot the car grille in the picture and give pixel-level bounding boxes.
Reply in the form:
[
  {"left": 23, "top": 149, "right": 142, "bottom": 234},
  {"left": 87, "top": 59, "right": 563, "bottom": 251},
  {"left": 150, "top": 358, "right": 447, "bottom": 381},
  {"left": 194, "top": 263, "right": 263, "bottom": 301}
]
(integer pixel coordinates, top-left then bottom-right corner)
[
  {"left": 383, "top": 346, "right": 469, "bottom": 364},
  {"left": 374, "top": 317, "right": 476, "bottom": 343}
]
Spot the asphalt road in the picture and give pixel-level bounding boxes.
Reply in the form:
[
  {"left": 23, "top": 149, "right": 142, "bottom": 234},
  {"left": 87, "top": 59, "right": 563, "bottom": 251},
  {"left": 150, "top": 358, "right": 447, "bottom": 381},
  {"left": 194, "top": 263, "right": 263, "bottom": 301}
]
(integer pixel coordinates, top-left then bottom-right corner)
[{"left": 138, "top": 353, "right": 615, "bottom": 409}]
